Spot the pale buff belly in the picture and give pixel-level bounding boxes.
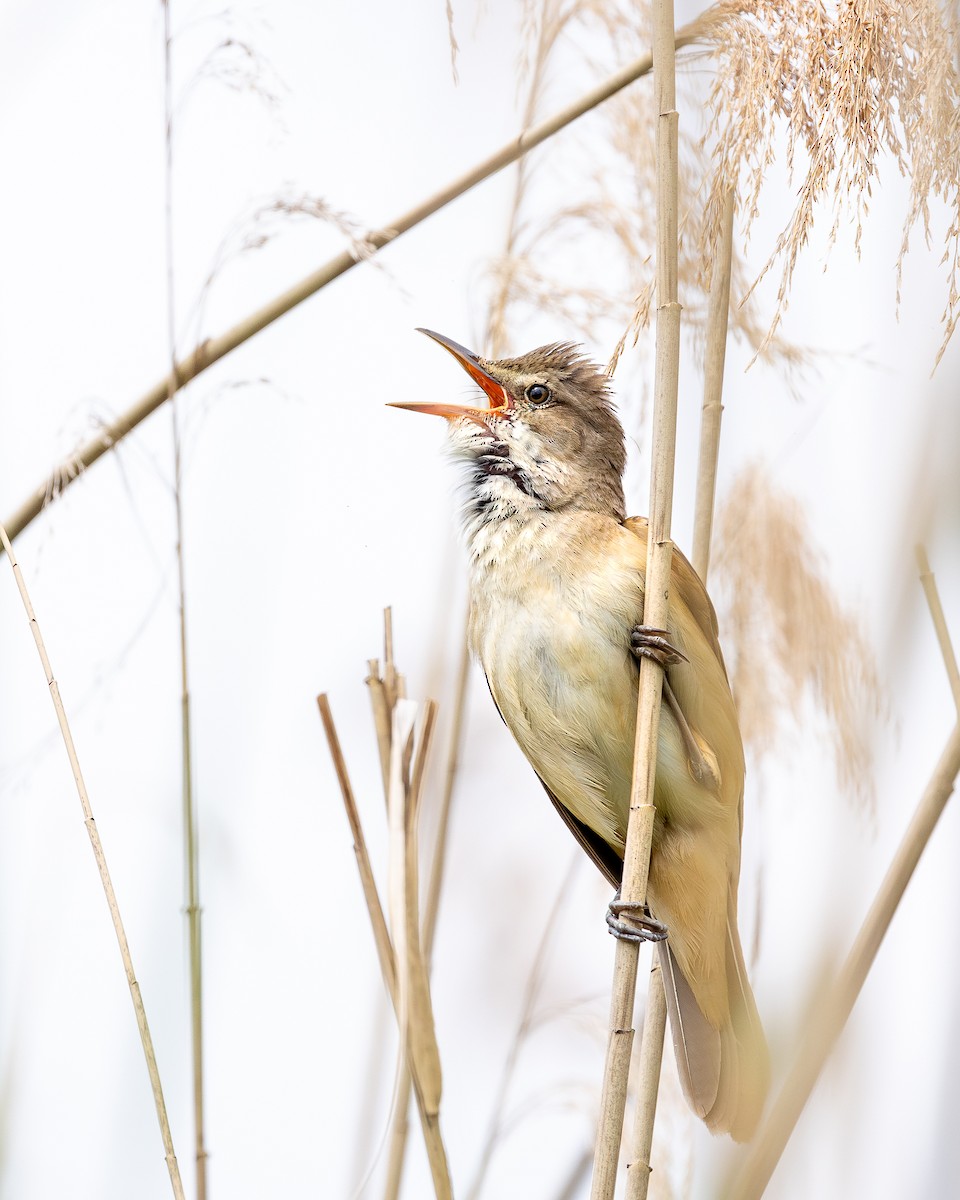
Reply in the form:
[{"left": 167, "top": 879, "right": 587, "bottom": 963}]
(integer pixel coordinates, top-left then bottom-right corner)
[
  {"left": 471, "top": 562, "right": 642, "bottom": 851},
  {"left": 470, "top": 551, "right": 713, "bottom": 854}
]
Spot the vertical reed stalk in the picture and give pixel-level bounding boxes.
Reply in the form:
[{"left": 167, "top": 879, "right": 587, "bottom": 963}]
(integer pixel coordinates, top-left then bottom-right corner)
[
  {"left": 916, "top": 546, "right": 960, "bottom": 711},
  {"left": 161, "top": 4, "right": 206, "bottom": 1193},
  {"left": 590, "top": 4, "right": 682, "bottom": 1197},
  {"left": 691, "top": 189, "right": 735, "bottom": 582},
  {"left": 0, "top": 524, "right": 186, "bottom": 1200},
  {"left": 625, "top": 179, "right": 737, "bottom": 1199}
]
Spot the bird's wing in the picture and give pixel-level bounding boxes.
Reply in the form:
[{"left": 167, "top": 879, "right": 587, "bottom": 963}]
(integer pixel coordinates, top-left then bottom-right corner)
[
  {"left": 536, "top": 775, "right": 623, "bottom": 889},
  {"left": 623, "top": 515, "right": 725, "bottom": 669},
  {"left": 483, "top": 673, "right": 622, "bottom": 888}
]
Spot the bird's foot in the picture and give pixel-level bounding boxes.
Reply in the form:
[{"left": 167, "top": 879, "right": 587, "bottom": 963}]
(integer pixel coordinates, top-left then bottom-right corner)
[
  {"left": 606, "top": 892, "right": 668, "bottom": 944},
  {"left": 630, "top": 625, "right": 687, "bottom": 669}
]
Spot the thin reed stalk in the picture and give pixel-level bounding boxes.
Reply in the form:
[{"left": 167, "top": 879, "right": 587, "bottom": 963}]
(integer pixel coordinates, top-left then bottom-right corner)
[
  {"left": 318, "top": 692, "right": 453, "bottom": 1199},
  {"left": 625, "top": 959, "right": 667, "bottom": 1200},
  {"left": 590, "top": 3, "right": 682, "bottom": 1196},
  {"left": 691, "top": 188, "right": 734, "bottom": 582},
  {"left": 317, "top": 695, "right": 398, "bottom": 998},
  {"left": 161, "top": 5, "right": 206, "bottom": 1192},
  {"left": 916, "top": 546, "right": 960, "bottom": 712},
  {"left": 388, "top": 701, "right": 443, "bottom": 1117},
  {"left": 727, "top": 559, "right": 960, "bottom": 1197},
  {"left": 624, "top": 176, "right": 737, "bottom": 1198},
  {"left": 0, "top": 524, "right": 186, "bottom": 1200},
  {"left": 384, "top": 627, "right": 472, "bottom": 1200},
  {"left": 0, "top": 25, "right": 711, "bottom": 551}
]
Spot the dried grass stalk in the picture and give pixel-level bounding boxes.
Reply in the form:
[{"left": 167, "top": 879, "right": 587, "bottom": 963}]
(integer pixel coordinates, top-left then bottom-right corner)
[
  {"left": 625, "top": 959, "right": 668, "bottom": 1200},
  {"left": 0, "top": 524, "right": 186, "bottom": 1200},
  {"left": 161, "top": 5, "right": 206, "bottom": 1188},
  {"left": 317, "top": 694, "right": 398, "bottom": 998},
  {"left": 383, "top": 630, "right": 470, "bottom": 1200},
  {"left": 691, "top": 187, "right": 734, "bottom": 582},
  {"left": 699, "top": 0, "right": 960, "bottom": 363},
  {"left": 317, "top": 693, "right": 452, "bottom": 1199},
  {"left": 388, "top": 701, "right": 443, "bottom": 1115},
  {"left": 367, "top": 609, "right": 407, "bottom": 801},
  {"left": 916, "top": 545, "right": 960, "bottom": 712},
  {"left": 591, "top": 2, "right": 683, "bottom": 1195}
]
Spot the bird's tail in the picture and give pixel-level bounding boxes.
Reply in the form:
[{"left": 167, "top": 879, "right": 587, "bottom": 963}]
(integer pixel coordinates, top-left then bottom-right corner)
[{"left": 657, "top": 915, "right": 769, "bottom": 1142}]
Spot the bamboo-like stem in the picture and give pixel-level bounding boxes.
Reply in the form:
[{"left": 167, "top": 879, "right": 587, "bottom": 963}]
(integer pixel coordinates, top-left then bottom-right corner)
[
  {"left": 0, "top": 524, "right": 186, "bottom": 1200},
  {"left": 691, "top": 188, "right": 735, "bottom": 582},
  {"left": 727, "top": 720, "right": 960, "bottom": 1199},
  {"left": 591, "top": 5, "right": 682, "bottom": 1195},
  {"left": 161, "top": 6, "right": 206, "bottom": 1192},
  {"left": 318, "top": 695, "right": 453, "bottom": 1199},
  {"left": 624, "top": 177, "right": 737, "bottom": 1200},
  {"left": 0, "top": 25, "right": 713, "bottom": 552},
  {"left": 916, "top": 545, "right": 960, "bottom": 712},
  {"left": 625, "top": 960, "right": 667, "bottom": 1200}
]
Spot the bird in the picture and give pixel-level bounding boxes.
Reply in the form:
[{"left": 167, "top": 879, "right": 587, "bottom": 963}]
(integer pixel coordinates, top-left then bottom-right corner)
[{"left": 391, "top": 328, "right": 769, "bottom": 1141}]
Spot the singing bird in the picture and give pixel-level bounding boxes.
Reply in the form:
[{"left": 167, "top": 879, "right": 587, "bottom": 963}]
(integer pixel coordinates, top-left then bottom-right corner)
[{"left": 392, "top": 329, "right": 768, "bottom": 1140}]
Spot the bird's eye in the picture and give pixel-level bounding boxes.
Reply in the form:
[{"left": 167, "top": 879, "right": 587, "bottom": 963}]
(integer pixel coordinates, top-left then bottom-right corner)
[{"left": 526, "top": 383, "right": 551, "bottom": 405}]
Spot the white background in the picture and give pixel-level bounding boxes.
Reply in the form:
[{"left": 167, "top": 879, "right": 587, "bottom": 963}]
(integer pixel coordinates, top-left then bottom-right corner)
[{"left": 1, "top": 2, "right": 959, "bottom": 1198}]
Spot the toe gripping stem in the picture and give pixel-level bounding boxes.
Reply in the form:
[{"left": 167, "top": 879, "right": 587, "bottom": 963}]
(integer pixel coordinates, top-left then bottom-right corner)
[{"left": 606, "top": 891, "right": 668, "bottom": 944}]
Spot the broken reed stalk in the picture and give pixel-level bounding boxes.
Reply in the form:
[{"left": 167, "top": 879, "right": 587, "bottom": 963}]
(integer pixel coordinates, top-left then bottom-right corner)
[
  {"left": 367, "top": 608, "right": 406, "bottom": 801},
  {"left": 161, "top": 4, "right": 206, "bottom": 1191},
  {"left": 385, "top": 628, "right": 472, "bottom": 1200},
  {"left": 317, "top": 694, "right": 453, "bottom": 1199},
  {"left": 625, "top": 179, "right": 737, "bottom": 1200},
  {"left": 590, "top": 4, "right": 682, "bottom": 1198},
  {"left": 0, "top": 524, "right": 186, "bottom": 1200},
  {"left": 728, "top": 559, "right": 960, "bottom": 1198},
  {"left": 0, "top": 26, "right": 713, "bottom": 552}
]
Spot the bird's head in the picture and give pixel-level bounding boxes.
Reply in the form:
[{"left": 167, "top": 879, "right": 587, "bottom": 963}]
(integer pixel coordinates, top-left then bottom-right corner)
[{"left": 391, "top": 328, "right": 626, "bottom": 520}]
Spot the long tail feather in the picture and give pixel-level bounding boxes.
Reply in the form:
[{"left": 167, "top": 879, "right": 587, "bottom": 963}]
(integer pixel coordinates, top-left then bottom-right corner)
[
  {"left": 657, "top": 942, "right": 721, "bottom": 1116},
  {"left": 658, "top": 917, "right": 768, "bottom": 1141}
]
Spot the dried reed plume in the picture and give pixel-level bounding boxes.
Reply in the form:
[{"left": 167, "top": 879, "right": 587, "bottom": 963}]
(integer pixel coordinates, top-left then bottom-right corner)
[
  {"left": 713, "top": 464, "right": 884, "bottom": 806},
  {"left": 699, "top": 0, "right": 960, "bottom": 363}
]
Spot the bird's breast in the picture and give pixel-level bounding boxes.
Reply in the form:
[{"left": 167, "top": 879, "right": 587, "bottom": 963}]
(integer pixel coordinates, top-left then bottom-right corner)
[{"left": 468, "top": 515, "right": 643, "bottom": 849}]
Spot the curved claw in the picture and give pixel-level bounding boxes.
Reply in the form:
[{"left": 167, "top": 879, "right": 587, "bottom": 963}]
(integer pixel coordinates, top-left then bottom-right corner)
[{"left": 630, "top": 625, "right": 687, "bottom": 669}]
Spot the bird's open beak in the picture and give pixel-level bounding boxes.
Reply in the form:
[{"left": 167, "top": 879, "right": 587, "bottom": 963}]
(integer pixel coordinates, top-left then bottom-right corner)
[{"left": 388, "top": 328, "right": 512, "bottom": 424}]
